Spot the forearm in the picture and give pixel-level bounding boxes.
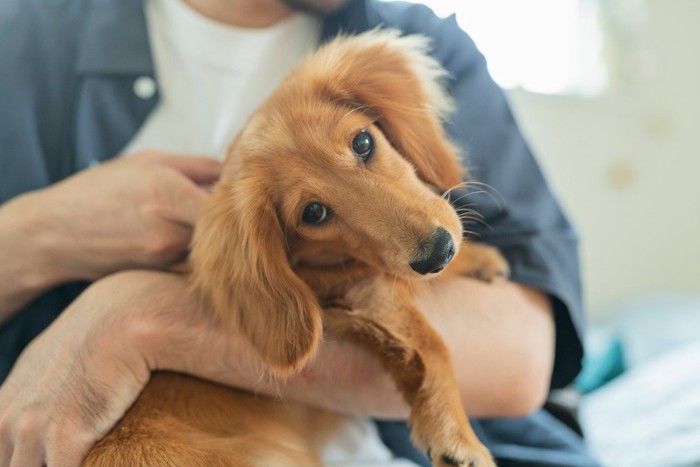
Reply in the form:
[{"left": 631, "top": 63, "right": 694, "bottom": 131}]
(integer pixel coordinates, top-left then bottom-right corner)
[
  {"left": 0, "top": 192, "right": 60, "bottom": 322},
  {"left": 139, "top": 272, "right": 401, "bottom": 417},
  {"left": 147, "top": 273, "right": 554, "bottom": 420},
  {"left": 283, "top": 278, "right": 555, "bottom": 419},
  {"left": 416, "top": 277, "right": 555, "bottom": 418}
]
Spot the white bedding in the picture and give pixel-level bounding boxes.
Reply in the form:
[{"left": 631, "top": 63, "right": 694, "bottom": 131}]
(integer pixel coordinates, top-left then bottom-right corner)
[
  {"left": 579, "top": 295, "right": 700, "bottom": 467},
  {"left": 321, "top": 417, "right": 420, "bottom": 467}
]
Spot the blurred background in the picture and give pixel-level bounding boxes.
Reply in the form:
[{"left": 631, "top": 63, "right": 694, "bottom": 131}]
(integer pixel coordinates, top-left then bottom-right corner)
[{"left": 407, "top": 0, "right": 700, "bottom": 465}]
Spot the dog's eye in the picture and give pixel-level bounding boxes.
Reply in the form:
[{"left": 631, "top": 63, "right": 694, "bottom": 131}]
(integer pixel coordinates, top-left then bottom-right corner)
[
  {"left": 351, "top": 130, "right": 374, "bottom": 161},
  {"left": 302, "top": 203, "right": 330, "bottom": 224}
]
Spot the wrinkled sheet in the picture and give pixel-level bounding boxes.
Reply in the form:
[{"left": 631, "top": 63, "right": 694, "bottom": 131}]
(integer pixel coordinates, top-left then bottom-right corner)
[{"left": 580, "top": 338, "right": 700, "bottom": 467}]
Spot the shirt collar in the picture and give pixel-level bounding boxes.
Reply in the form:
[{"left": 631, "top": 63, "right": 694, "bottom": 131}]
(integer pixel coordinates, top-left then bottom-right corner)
[
  {"left": 76, "top": 0, "right": 374, "bottom": 76},
  {"left": 321, "top": 0, "right": 373, "bottom": 42},
  {"left": 76, "top": 0, "right": 154, "bottom": 75}
]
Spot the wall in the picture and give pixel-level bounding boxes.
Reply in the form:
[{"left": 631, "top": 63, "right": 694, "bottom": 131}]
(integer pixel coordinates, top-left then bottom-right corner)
[{"left": 505, "top": 0, "right": 700, "bottom": 318}]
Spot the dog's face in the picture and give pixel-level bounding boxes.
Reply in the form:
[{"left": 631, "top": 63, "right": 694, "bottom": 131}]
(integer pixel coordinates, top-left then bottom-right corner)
[
  {"left": 191, "top": 30, "right": 467, "bottom": 373},
  {"left": 238, "top": 100, "right": 463, "bottom": 279}
]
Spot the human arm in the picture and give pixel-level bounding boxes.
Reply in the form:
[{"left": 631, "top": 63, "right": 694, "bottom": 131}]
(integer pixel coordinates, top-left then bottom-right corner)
[
  {"left": 145, "top": 274, "right": 554, "bottom": 421},
  {"left": 415, "top": 277, "right": 555, "bottom": 417},
  {"left": 0, "top": 268, "right": 553, "bottom": 466},
  {"left": 282, "top": 277, "right": 554, "bottom": 419},
  {"left": 0, "top": 151, "right": 221, "bottom": 324}
]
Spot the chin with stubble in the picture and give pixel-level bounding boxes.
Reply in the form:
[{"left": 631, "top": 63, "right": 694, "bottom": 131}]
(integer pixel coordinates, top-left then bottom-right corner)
[{"left": 280, "top": 0, "right": 351, "bottom": 15}]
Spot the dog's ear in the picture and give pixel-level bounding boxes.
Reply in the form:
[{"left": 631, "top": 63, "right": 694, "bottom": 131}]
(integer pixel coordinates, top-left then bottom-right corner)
[
  {"left": 312, "top": 30, "right": 464, "bottom": 190},
  {"left": 190, "top": 175, "right": 322, "bottom": 375}
]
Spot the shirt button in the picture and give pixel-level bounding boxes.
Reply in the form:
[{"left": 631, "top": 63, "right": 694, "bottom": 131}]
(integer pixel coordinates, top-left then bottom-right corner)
[{"left": 133, "top": 76, "right": 157, "bottom": 99}]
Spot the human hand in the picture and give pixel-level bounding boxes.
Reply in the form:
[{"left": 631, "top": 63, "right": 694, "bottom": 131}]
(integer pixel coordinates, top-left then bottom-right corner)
[
  {"left": 36, "top": 150, "right": 221, "bottom": 280},
  {"left": 0, "top": 151, "right": 221, "bottom": 318},
  {"left": 0, "top": 272, "right": 154, "bottom": 466},
  {"left": 0, "top": 270, "right": 252, "bottom": 466}
]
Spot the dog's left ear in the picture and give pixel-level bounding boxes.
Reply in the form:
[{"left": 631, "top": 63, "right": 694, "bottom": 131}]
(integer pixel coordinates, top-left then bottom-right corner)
[
  {"left": 190, "top": 174, "right": 322, "bottom": 375},
  {"left": 311, "top": 30, "right": 464, "bottom": 190}
]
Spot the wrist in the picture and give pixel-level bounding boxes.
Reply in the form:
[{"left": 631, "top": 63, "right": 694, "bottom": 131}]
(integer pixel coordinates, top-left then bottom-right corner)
[
  {"left": 0, "top": 192, "right": 64, "bottom": 315},
  {"left": 13, "top": 190, "right": 71, "bottom": 280},
  {"left": 119, "top": 271, "right": 268, "bottom": 388},
  {"left": 107, "top": 271, "right": 211, "bottom": 373}
]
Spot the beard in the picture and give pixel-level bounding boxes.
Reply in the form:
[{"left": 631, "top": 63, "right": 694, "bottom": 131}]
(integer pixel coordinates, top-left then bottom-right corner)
[{"left": 279, "top": 0, "right": 350, "bottom": 15}]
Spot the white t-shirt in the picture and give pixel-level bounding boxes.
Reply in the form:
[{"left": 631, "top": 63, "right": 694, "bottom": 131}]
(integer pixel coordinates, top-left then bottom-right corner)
[
  {"left": 124, "top": 2, "right": 420, "bottom": 465},
  {"left": 123, "top": 0, "right": 321, "bottom": 159}
]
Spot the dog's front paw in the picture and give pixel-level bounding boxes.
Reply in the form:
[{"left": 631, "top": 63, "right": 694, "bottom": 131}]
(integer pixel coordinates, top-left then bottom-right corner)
[
  {"left": 469, "top": 249, "right": 509, "bottom": 283},
  {"left": 411, "top": 416, "right": 496, "bottom": 467},
  {"left": 427, "top": 442, "right": 495, "bottom": 467},
  {"left": 450, "top": 242, "right": 509, "bottom": 283}
]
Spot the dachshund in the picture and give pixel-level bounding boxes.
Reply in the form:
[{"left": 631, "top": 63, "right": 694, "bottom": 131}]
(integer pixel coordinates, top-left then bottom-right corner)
[{"left": 84, "top": 30, "right": 509, "bottom": 467}]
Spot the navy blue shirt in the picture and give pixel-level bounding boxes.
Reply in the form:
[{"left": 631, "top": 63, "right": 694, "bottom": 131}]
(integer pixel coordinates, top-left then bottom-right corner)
[{"left": 0, "top": 1, "right": 597, "bottom": 465}]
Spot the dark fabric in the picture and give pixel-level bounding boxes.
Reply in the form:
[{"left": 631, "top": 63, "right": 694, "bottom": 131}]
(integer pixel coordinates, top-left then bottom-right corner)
[
  {"left": 0, "top": 0, "right": 157, "bottom": 202},
  {"left": 0, "top": 0, "right": 594, "bottom": 464},
  {"left": 475, "top": 411, "right": 600, "bottom": 467},
  {"left": 353, "top": 0, "right": 585, "bottom": 391},
  {"left": 0, "top": 283, "right": 88, "bottom": 382},
  {"left": 377, "top": 412, "right": 600, "bottom": 467}
]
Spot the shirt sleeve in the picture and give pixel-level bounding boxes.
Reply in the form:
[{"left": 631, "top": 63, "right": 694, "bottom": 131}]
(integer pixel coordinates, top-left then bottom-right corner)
[{"left": 373, "top": 1, "right": 585, "bottom": 389}]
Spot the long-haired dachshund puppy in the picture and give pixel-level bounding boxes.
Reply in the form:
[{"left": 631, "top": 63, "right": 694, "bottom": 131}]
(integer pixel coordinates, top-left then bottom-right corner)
[{"left": 84, "top": 30, "right": 509, "bottom": 467}]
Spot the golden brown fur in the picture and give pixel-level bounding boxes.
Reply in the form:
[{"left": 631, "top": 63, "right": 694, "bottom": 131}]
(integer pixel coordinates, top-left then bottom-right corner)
[{"left": 84, "top": 30, "right": 508, "bottom": 467}]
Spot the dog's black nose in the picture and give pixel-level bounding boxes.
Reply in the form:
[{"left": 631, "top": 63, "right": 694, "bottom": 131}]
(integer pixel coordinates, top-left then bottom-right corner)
[{"left": 410, "top": 227, "right": 455, "bottom": 275}]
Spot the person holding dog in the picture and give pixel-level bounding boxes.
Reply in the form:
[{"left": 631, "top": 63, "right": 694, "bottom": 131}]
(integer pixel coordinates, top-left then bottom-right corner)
[{"left": 0, "top": 0, "right": 598, "bottom": 465}]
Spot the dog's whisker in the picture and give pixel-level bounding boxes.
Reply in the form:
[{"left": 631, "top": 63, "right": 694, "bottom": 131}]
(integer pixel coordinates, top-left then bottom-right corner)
[
  {"left": 451, "top": 188, "right": 505, "bottom": 217},
  {"left": 464, "top": 218, "right": 494, "bottom": 233},
  {"left": 463, "top": 179, "right": 500, "bottom": 191},
  {"left": 456, "top": 211, "right": 485, "bottom": 222},
  {"left": 440, "top": 182, "right": 469, "bottom": 200},
  {"left": 457, "top": 213, "right": 492, "bottom": 230},
  {"left": 456, "top": 210, "right": 494, "bottom": 232},
  {"left": 454, "top": 206, "right": 485, "bottom": 220},
  {"left": 456, "top": 213, "right": 480, "bottom": 222},
  {"left": 462, "top": 180, "right": 506, "bottom": 212},
  {"left": 461, "top": 229, "right": 480, "bottom": 239},
  {"left": 444, "top": 186, "right": 487, "bottom": 205},
  {"left": 454, "top": 206, "right": 481, "bottom": 214}
]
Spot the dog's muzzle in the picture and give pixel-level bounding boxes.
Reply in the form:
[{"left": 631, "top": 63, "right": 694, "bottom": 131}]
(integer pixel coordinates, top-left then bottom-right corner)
[{"left": 410, "top": 227, "right": 455, "bottom": 275}]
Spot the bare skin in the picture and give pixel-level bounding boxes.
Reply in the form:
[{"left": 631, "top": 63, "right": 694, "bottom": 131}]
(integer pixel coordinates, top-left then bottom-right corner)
[
  {"left": 182, "top": 0, "right": 350, "bottom": 27},
  {"left": 0, "top": 151, "right": 221, "bottom": 323},
  {"left": 0, "top": 1, "right": 556, "bottom": 465},
  {"left": 183, "top": 0, "right": 294, "bottom": 27},
  {"left": 0, "top": 271, "right": 553, "bottom": 466}
]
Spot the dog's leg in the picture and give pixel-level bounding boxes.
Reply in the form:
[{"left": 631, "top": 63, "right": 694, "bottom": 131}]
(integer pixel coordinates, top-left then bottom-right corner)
[
  {"left": 445, "top": 241, "right": 510, "bottom": 283},
  {"left": 323, "top": 279, "right": 495, "bottom": 467}
]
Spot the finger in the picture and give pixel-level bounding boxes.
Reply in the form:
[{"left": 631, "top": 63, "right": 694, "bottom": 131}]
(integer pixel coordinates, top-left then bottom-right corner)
[
  {"left": 46, "top": 431, "right": 94, "bottom": 467},
  {"left": 49, "top": 446, "right": 91, "bottom": 467},
  {"left": 148, "top": 153, "right": 223, "bottom": 185},
  {"left": 10, "top": 434, "right": 43, "bottom": 467},
  {"left": 0, "top": 440, "right": 11, "bottom": 467},
  {"left": 154, "top": 223, "right": 194, "bottom": 266},
  {"left": 161, "top": 179, "right": 210, "bottom": 226},
  {"left": 0, "top": 415, "right": 11, "bottom": 466}
]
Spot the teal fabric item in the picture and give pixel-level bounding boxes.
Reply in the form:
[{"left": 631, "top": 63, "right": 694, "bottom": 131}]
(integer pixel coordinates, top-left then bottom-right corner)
[{"left": 575, "top": 337, "right": 627, "bottom": 394}]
